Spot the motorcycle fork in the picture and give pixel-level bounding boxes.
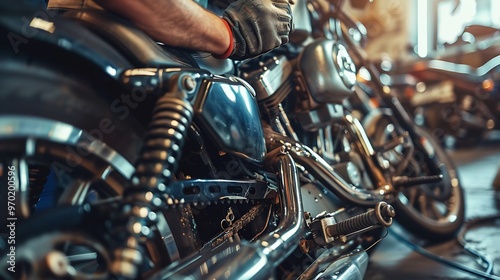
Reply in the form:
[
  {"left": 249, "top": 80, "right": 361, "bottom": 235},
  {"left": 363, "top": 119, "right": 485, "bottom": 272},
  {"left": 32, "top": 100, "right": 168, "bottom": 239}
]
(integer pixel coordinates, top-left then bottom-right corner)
[
  {"left": 379, "top": 91, "right": 442, "bottom": 176},
  {"left": 341, "top": 113, "right": 395, "bottom": 196}
]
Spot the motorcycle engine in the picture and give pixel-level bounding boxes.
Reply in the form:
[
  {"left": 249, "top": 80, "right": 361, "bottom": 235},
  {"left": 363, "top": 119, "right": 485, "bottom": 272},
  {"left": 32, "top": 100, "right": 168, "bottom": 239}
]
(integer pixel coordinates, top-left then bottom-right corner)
[{"left": 295, "top": 38, "right": 357, "bottom": 130}]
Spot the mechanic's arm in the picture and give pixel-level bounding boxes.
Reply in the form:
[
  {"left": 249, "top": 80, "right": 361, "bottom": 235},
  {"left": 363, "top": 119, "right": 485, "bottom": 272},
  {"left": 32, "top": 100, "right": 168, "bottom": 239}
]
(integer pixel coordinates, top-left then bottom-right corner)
[
  {"left": 95, "top": 0, "right": 293, "bottom": 60},
  {"left": 95, "top": 0, "right": 231, "bottom": 56}
]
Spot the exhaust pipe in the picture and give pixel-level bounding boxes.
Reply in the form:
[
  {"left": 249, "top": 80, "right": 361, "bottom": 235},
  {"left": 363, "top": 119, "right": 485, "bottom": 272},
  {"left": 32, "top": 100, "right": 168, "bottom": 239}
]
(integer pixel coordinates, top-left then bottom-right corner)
[{"left": 153, "top": 152, "right": 305, "bottom": 280}]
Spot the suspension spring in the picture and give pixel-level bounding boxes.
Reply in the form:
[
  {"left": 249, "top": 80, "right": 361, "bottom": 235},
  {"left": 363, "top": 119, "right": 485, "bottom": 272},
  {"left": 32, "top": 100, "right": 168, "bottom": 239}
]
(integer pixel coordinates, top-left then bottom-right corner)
[{"left": 111, "top": 74, "right": 195, "bottom": 278}]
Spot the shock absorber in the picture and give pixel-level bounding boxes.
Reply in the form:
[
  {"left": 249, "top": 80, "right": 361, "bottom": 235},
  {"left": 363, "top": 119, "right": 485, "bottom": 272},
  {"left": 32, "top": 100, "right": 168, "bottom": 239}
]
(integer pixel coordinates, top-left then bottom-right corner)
[{"left": 110, "top": 71, "right": 196, "bottom": 278}]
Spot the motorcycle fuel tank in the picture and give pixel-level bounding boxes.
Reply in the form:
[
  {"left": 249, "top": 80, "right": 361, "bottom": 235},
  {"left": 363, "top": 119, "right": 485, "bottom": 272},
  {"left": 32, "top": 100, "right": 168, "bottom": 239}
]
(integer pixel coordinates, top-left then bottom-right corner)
[
  {"left": 194, "top": 76, "right": 266, "bottom": 166},
  {"left": 297, "top": 38, "right": 357, "bottom": 104}
]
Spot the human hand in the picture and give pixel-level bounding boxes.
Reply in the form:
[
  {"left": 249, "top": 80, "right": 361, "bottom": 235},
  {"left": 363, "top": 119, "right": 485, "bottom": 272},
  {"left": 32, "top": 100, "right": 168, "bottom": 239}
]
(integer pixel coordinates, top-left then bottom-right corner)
[{"left": 221, "top": 0, "right": 293, "bottom": 60}]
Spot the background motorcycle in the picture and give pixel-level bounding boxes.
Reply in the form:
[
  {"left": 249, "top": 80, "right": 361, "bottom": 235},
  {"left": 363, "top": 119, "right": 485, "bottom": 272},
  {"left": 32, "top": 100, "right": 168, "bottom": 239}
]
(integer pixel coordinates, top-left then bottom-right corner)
[
  {"left": 384, "top": 24, "right": 500, "bottom": 147},
  {"left": 0, "top": 1, "right": 397, "bottom": 279}
]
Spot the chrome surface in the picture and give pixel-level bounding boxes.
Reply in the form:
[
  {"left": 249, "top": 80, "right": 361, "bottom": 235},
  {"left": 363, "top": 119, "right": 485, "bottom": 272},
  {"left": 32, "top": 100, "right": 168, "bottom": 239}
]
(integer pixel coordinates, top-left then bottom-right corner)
[
  {"left": 9, "top": 158, "right": 30, "bottom": 218},
  {"left": 291, "top": 0, "right": 312, "bottom": 35},
  {"left": 334, "top": 43, "right": 357, "bottom": 88},
  {"left": 155, "top": 152, "right": 305, "bottom": 279},
  {"left": 343, "top": 114, "right": 394, "bottom": 193},
  {"left": 297, "top": 39, "right": 356, "bottom": 104},
  {"left": 288, "top": 141, "right": 385, "bottom": 207},
  {"left": 155, "top": 210, "right": 181, "bottom": 263},
  {"left": 297, "top": 241, "right": 364, "bottom": 280},
  {"left": 315, "top": 251, "right": 369, "bottom": 280},
  {"left": 0, "top": 116, "right": 135, "bottom": 179}
]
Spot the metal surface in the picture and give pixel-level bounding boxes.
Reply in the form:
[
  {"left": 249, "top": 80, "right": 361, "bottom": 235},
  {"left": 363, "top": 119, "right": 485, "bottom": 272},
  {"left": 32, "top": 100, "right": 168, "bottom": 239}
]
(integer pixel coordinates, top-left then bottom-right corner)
[
  {"left": 316, "top": 252, "right": 369, "bottom": 280},
  {"left": 265, "top": 132, "right": 386, "bottom": 207},
  {"left": 195, "top": 77, "right": 266, "bottom": 166},
  {"left": 343, "top": 113, "right": 394, "bottom": 193},
  {"left": 365, "top": 138, "right": 500, "bottom": 279},
  {"left": 297, "top": 39, "right": 356, "bottom": 104},
  {"left": 0, "top": 12, "right": 133, "bottom": 79},
  {"left": 168, "top": 179, "right": 274, "bottom": 203},
  {"left": 0, "top": 116, "right": 135, "bottom": 179},
  {"left": 154, "top": 152, "right": 305, "bottom": 279}
]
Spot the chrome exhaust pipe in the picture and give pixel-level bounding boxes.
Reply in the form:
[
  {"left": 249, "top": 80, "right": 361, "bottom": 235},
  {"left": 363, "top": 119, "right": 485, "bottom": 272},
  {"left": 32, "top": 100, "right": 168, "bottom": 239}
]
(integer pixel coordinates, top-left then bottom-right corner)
[
  {"left": 154, "top": 152, "right": 305, "bottom": 280},
  {"left": 264, "top": 127, "right": 386, "bottom": 207},
  {"left": 305, "top": 250, "right": 369, "bottom": 280}
]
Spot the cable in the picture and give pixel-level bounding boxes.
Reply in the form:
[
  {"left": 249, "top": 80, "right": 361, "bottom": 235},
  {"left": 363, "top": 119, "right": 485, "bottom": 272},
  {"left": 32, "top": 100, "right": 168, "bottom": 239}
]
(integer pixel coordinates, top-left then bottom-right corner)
[
  {"left": 457, "top": 215, "right": 500, "bottom": 275},
  {"left": 390, "top": 216, "right": 500, "bottom": 280}
]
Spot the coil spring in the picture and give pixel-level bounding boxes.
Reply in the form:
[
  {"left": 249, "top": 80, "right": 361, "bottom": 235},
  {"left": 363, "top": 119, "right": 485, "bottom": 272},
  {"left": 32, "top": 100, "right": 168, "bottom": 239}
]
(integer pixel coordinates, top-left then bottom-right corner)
[
  {"left": 28, "top": 164, "right": 50, "bottom": 210},
  {"left": 111, "top": 93, "right": 194, "bottom": 278},
  {"left": 129, "top": 96, "right": 193, "bottom": 192}
]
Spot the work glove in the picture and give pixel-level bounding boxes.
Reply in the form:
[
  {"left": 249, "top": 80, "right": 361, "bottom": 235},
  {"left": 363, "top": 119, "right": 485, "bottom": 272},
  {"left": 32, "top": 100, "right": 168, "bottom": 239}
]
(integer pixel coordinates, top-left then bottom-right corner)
[{"left": 215, "top": 0, "right": 293, "bottom": 60}]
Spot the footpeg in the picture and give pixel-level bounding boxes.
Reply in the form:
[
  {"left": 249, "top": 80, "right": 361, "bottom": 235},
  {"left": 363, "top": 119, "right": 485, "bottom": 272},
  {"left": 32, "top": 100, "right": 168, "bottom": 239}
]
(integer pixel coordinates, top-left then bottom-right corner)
[
  {"left": 392, "top": 174, "right": 443, "bottom": 188},
  {"left": 310, "top": 202, "right": 395, "bottom": 246}
]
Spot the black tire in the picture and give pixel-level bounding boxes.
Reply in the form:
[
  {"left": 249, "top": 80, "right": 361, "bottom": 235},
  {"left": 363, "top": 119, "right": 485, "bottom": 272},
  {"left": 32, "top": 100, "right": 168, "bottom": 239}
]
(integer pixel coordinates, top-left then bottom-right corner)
[
  {"left": 0, "top": 49, "right": 200, "bottom": 276},
  {"left": 372, "top": 117, "right": 465, "bottom": 241},
  {"left": 0, "top": 47, "right": 147, "bottom": 163}
]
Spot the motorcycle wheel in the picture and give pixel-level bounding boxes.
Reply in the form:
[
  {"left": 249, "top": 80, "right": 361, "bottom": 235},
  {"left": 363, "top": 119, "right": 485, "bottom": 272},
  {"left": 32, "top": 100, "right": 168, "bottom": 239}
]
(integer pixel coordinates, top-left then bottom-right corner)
[
  {"left": 371, "top": 117, "right": 465, "bottom": 241},
  {"left": 0, "top": 51, "right": 199, "bottom": 277}
]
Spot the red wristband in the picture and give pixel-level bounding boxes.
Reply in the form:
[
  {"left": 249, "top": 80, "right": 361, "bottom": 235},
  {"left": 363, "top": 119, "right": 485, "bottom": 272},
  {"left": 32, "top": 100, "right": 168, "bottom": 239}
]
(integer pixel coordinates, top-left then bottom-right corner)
[{"left": 212, "top": 18, "right": 234, "bottom": 59}]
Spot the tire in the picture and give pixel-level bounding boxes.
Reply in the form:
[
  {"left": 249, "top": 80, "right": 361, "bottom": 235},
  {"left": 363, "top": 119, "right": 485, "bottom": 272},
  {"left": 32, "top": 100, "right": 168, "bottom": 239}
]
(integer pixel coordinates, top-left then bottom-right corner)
[
  {"left": 371, "top": 116, "right": 465, "bottom": 241},
  {"left": 0, "top": 49, "right": 200, "bottom": 276}
]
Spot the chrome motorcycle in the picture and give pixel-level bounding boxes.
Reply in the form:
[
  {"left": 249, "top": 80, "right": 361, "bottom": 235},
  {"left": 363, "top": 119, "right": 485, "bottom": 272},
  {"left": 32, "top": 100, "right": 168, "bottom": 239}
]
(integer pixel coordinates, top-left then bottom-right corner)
[{"left": 0, "top": 1, "right": 459, "bottom": 280}]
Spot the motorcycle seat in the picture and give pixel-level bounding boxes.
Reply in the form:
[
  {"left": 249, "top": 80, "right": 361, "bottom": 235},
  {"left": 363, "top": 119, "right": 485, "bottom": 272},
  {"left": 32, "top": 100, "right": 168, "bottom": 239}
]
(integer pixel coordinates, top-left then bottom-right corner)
[
  {"left": 63, "top": 9, "right": 234, "bottom": 75},
  {"left": 61, "top": 9, "right": 193, "bottom": 68}
]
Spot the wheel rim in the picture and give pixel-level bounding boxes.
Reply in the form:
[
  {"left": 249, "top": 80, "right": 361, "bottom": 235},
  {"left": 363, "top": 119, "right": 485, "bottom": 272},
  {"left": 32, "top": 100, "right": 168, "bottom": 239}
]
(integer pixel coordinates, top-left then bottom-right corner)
[
  {"left": 0, "top": 116, "right": 133, "bottom": 278},
  {"left": 375, "top": 119, "right": 463, "bottom": 229}
]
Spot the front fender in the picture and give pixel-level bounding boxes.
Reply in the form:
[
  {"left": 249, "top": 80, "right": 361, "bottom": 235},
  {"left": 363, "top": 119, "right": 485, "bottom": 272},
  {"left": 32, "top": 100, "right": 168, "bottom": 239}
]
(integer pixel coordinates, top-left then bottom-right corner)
[{"left": 0, "top": 7, "right": 133, "bottom": 80}]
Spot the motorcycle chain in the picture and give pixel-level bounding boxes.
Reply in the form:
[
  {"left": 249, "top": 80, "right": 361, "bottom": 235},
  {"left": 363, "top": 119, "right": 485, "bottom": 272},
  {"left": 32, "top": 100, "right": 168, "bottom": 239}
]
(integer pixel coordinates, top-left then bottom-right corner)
[{"left": 199, "top": 201, "right": 270, "bottom": 251}]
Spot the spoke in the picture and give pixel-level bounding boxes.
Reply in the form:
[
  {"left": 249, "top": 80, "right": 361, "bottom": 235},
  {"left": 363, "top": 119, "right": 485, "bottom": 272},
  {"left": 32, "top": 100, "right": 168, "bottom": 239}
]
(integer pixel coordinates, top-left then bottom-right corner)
[
  {"left": 58, "top": 179, "right": 92, "bottom": 205},
  {"left": 406, "top": 187, "right": 419, "bottom": 207},
  {"left": 66, "top": 252, "right": 98, "bottom": 263},
  {"left": 77, "top": 261, "right": 100, "bottom": 271},
  {"left": 428, "top": 201, "right": 445, "bottom": 221},
  {"left": 417, "top": 191, "right": 429, "bottom": 218}
]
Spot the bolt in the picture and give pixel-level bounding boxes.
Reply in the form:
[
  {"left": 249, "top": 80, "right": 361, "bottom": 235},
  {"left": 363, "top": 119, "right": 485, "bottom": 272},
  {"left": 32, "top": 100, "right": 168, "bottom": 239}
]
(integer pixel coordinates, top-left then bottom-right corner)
[
  {"left": 299, "top": 239, "right": 310, "bottom": 254},
  {"left": 182, "top": 75, "right": 196, "bottom": 91}
]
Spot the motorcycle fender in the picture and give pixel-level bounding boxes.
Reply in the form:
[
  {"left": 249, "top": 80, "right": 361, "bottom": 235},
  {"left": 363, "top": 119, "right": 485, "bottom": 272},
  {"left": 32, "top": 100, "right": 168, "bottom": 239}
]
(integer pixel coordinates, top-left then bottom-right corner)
[{"left": 1, "top": 12, "right": 133, "bottom": 79}]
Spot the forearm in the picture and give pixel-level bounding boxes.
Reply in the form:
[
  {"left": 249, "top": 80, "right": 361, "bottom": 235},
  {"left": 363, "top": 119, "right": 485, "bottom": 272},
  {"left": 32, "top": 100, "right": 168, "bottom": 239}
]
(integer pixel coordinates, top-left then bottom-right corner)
[{"left": 95, "top": 0, "right": 230, "bottom": 55}]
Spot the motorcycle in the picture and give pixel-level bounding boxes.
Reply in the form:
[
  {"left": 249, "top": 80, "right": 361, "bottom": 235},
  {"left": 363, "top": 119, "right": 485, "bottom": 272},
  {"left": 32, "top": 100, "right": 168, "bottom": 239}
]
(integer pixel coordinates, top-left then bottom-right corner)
[
  {"left": 319, "top": 0, "right": 466, "bottom": 239},
  {"left": 0, "top": 0, "right": 463, "bottom": 279},
  {"left": 381, "top": 25, "right": 500, "bottom": 147}
]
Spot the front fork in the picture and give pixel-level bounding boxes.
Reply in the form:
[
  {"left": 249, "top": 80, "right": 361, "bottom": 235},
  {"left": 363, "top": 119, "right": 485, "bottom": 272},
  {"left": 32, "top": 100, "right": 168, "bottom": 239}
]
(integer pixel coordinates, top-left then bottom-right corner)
[
  {"left": 344, "top": 109, "right": 443, "bottom": 192},
  {"left": 342, "top": 113, "right": 395, "bottom": 195}
]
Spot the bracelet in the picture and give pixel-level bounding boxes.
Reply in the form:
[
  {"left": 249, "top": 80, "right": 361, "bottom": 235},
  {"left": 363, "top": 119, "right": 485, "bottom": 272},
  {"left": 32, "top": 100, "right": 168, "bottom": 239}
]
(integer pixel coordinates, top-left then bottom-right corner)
[{"left": 212, "top": 17, "right": 234, "bottom": 59}]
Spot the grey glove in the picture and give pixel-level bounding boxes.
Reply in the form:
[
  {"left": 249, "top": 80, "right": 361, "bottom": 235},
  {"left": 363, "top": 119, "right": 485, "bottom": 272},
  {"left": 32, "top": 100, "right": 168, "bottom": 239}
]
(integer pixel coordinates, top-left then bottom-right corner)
[{"left": 222, "top": 0, "right": 293, "bottom": 60}]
